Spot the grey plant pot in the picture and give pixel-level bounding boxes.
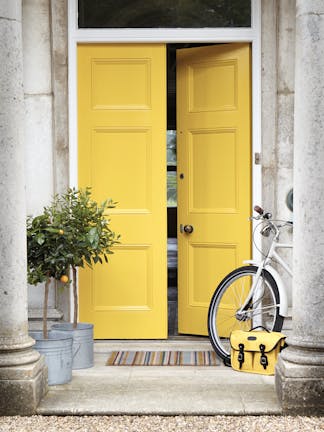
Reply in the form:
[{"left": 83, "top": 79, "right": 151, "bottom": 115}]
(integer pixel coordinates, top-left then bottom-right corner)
[
  {"left": 29, "top": 330, "right": 73, "bottom": 385},
  {"left": 51, "top": 322, "right": 94, "bottom": 369}
]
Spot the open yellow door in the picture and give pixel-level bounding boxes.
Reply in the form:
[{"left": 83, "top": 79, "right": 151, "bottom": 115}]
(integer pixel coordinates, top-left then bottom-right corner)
[
  {"left": 78, "top": 44, "right": 167, "bottom": 339},
  {"left": 177, "top": 43, "right": 251, "bottom": 335}
]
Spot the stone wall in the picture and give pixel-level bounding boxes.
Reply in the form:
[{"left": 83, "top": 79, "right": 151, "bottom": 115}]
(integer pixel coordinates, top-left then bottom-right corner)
[
  {"left": 23, "top": 0, "right": 55, "bottom": 310},
  {"left": 23, "top": 0, "right": 69, "bottom": 320},
  {"left": 261, "top": 0, "right": 295, "bottom": 305}
]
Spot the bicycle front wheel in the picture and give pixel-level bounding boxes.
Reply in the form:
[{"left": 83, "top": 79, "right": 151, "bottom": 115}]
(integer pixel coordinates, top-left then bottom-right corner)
[{"left": 208, "top": 265, "right": 284, "bottom": 363}]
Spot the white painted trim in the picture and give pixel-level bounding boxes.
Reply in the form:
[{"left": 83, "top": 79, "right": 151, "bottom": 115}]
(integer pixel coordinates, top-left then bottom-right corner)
[
  {"left": 68, "top": 0, "right": 262, "bottom": 259},
  {"left": 251, "top": 1, "right": 262, "bottom": 262},
  {"left": 71, "top": 28, "right": 255, "bottom": 43},
  {"left": 68, "top": 21, "right": 78, "bottom": 189}
]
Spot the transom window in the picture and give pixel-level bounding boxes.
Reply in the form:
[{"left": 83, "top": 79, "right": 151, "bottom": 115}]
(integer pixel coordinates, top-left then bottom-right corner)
[{"left": 78, "top": 0, "right": 251, "bottom": 29}]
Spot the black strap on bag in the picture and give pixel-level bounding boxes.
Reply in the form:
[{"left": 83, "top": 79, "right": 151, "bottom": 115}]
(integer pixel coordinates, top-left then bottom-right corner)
[
  {"left": 238, "top": 343, "right": 245, "bottom": 369},
  {"left": 259, "top": 344, "right": 268, "bottom": 370},
  {"left": 250, "top": 326, "right": 270, "bottom": 332},
  {"left": 280, "top": 342, "right": 288, "bottom": 352}
]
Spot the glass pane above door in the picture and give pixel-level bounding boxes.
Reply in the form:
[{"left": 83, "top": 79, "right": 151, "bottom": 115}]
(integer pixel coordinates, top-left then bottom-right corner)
[{"left": 78, "top": 0, "right": 251, "bottom": 29}]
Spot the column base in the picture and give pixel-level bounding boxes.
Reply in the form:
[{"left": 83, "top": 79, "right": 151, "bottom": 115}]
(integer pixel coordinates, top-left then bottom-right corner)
[
  {"left": 276, "top": 354, "right": 324, "bottom": 415},
  {"left": 0, "top": 354, "right": 48, "bottom": 415}
]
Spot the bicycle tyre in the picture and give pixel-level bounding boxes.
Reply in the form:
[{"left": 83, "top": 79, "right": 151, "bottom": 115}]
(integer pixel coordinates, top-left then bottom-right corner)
[{"left": 208, "top": 265, "right": 284, "bottom": 364}]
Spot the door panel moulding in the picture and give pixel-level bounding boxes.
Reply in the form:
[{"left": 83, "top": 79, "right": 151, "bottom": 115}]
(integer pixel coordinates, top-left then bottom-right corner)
[{"left": 68, "top": 0, "right": 262, "bottom": 263}]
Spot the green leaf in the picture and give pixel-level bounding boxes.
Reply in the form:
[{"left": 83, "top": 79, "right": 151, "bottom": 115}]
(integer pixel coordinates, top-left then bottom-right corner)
[
  {"left": 87, "top": 227, "right": 99, "bottom": 247},
  {"left": 45, "top": 227, "right": 61, "bottom": 234},
  {"left": 36, "top": 234, "right": 45, "bottom": 245}
]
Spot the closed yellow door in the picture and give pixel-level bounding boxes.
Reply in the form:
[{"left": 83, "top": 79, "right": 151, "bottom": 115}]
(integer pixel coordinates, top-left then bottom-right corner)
[
  {"left": 78, "top": 44, "right": 167, "bottom": 339},
  {"left": 177, "top": 44, "right": 251, "bottom": 335}
]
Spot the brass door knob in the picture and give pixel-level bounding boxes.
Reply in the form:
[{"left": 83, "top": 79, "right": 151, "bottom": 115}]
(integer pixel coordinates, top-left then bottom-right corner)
[{"left": 183, "top": 224, "right": 194, "bottom": 234}]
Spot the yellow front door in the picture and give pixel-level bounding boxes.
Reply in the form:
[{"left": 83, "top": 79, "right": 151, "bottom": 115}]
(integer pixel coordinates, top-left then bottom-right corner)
[
  {"left": 177, "top": 44, "right": 251, "bottom": 335},
  {"left": 78, "top": 44, "right": 167, "bottom": 339}
]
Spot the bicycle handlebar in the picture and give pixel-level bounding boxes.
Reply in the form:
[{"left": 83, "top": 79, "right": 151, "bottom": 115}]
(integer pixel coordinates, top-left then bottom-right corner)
[
  {"left": 254, "top": 205, "right": 264, "bottom": 215},
  {"left": 252, "top": 205, "right": 293, "bottom": 239},
  {"left": 254, "top": 205, "right": 272, "bottom": 220}
]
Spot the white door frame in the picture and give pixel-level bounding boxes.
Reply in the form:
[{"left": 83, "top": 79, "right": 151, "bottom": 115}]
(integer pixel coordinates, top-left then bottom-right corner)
[{"left": 68, "top": 0, "right": 262, "bottom": 260}]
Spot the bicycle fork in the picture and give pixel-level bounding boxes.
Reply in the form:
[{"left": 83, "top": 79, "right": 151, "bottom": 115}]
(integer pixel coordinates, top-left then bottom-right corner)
[{"left": 235, "top": 264, "right": 269, "bottom": 324}]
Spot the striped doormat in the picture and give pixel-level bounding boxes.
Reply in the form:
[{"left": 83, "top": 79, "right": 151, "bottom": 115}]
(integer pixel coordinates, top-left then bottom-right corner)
[{"left": 106, "top": 351, "right": 218, "bottom": 366}]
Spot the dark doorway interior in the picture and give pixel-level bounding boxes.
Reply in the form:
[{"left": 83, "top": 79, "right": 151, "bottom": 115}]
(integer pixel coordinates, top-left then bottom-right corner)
[{"left": 167, "top": 44, "right": 178, "bottom": 336}]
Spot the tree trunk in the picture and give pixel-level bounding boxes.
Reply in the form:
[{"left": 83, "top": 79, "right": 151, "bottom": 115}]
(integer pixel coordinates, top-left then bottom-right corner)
[
  {"left": 43, "top": 278, "right": 50, "bottom": 339},
  {"left": 72, "top": 266, "right": 78, "bottom": 329}
]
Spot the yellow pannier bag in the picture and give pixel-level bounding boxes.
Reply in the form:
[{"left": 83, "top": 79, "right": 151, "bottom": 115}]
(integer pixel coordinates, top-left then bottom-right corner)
[{"left": 230, "top": 329, "right": 287, "bottom": 375}]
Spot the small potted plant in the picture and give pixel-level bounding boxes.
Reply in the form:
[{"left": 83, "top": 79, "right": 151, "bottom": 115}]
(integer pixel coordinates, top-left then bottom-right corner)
[
  {"left": 27, "top": 206, "right": 73, "bottom": 385},
  {"left": 50, "top": 188, "right": 119, "bottom": 369}
]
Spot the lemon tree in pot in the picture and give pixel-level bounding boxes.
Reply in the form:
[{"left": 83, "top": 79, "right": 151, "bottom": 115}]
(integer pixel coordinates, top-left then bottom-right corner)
[
  {"left": 49, "top": 188, "right": 119, "bottom": 369},
  {"left": 27, "top": 208, "right": 74, "bottom": 385}
]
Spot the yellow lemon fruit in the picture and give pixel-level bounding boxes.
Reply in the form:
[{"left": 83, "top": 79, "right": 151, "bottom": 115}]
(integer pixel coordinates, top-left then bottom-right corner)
[{"left": 60, "top": 275, "right": 69, "bottom": 284}]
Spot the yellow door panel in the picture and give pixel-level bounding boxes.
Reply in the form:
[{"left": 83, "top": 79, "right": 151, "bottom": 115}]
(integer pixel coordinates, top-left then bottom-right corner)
[
  {"left": 78, "top": 44, "right": 167, "bottom": 339},
  {"left": 177, "top": 44, "right": 251, "bottom": 335}
]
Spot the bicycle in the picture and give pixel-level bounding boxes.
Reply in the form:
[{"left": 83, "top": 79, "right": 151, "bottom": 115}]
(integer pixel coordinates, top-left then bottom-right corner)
[{"left": 207, "top": 205, "right": 293, "bottom": 366}]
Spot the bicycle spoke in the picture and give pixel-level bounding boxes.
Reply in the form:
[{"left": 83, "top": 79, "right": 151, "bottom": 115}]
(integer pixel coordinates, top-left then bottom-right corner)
[{"left": 233, "top": 277, "right": 249, "bottom": 306}]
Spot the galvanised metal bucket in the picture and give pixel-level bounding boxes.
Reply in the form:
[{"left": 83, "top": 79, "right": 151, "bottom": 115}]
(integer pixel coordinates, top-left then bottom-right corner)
[
  {"left": 29, "top": 330, "right": 73, "bottom": 385},
  {"left": 52, "top": 323, "right": 94, "bottom": 369}
]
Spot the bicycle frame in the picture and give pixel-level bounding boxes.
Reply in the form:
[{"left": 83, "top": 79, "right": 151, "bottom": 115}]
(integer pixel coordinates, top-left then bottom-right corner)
[{"left": 243, "top": 228, "right": 292, "bottom": 318}]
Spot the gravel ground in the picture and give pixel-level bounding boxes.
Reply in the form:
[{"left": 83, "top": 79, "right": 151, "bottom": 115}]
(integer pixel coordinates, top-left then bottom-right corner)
[{"left": 0, "top": 416, "right": 323, "bottom": 432}]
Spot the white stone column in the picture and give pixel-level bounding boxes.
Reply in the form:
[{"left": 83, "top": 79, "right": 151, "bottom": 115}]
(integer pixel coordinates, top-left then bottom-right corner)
[
  {"left": 275, "top": 0, "right": 324, "bottom": 414},
  {"left": 0, "top": 0, "right": 47, "bottom": 415}
]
